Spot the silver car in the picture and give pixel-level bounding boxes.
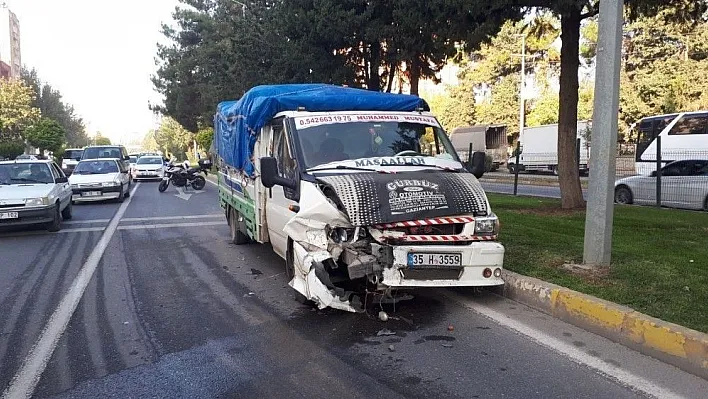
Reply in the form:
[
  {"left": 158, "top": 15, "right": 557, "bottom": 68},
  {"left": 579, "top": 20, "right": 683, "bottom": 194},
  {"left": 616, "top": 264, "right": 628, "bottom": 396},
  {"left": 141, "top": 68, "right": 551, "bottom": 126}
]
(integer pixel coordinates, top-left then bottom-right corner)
[{"left": 615, "top": 160, "right": 708, "bottom": 211}]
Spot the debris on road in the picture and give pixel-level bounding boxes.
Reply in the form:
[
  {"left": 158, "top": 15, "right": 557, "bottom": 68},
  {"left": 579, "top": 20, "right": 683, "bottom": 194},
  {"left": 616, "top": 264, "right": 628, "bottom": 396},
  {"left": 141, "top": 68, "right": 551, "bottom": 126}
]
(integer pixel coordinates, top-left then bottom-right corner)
[
  {"left": 447, "top": 324, "right": 454, "bottom": 332},
  {"left": 378, "top": 311, "right": 389, "bottom": 322},
  {"left": 376, "top": 328, "right": 396, "bottom": 337},
  {"left": 388, "top": 345, "right": 395, "bottom": 352},
  {"left": 441, "top": 343, "right": 453, "bottom": 348},
  {"left": 249, "top": 268, "right": 263, "bottom": 275}
]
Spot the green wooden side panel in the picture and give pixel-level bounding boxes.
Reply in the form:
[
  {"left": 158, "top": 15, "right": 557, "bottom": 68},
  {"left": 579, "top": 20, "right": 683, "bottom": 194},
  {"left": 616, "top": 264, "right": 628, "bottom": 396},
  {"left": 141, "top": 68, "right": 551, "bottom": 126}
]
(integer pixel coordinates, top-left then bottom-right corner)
[{"left": 218, "top": 174, "right": 258, "bottom": 240}]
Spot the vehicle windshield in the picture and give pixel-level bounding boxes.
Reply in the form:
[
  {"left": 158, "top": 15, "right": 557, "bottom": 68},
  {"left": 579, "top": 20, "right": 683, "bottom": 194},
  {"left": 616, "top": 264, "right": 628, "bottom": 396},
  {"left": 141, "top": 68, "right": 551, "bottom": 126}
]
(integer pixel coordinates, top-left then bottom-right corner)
[
  {"left": 63, "top": 149, "right": 84, "bottom": 159},
  {"left": 82, "top": 147, "right": 122, "bottom": 159},
  {"left": 291, "top": 116, "right": 460, "bottom": 169},
  {"left": 73, "top": 160, "right": 119, "bottom": 174},
  {"left": 137, "top": 157, "right": 163, "bottom": 165},
  {"left": 0, "top": 163, "right": 53, "bottom": 184}
]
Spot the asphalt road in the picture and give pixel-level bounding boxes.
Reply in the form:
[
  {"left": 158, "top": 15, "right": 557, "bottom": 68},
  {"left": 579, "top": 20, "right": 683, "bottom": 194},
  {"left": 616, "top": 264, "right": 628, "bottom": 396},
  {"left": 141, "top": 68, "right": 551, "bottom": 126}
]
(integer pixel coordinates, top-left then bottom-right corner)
[{"left": 1, "top": 180, "right": 705, "bottom": 399}]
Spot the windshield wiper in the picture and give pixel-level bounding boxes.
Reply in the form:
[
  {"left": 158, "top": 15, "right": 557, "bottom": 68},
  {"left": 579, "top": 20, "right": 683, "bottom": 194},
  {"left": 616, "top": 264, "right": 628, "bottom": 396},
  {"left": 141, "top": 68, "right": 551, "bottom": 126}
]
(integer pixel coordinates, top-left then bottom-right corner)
[
  {"left": 307, "top": 165, "right": 389, "bottom": 173},
  {"left": 377, "top": 163, "right": 461, "bottom": 172},
  {"left": 11, "top": 177, "right": 49, "bottom": 184}
]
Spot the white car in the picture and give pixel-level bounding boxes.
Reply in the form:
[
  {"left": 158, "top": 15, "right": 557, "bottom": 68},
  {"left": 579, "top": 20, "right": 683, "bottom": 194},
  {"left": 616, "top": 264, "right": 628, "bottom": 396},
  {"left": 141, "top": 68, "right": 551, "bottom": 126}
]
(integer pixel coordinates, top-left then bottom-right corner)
[
  {"left": 61, "top": 148, "right": 84, "bottom": 175},
  {"left": 69, "top": 159, "right": 131, "bottom": 203},
  {"left": 615, "top": 159, "right": 708, "bottom": 211},
  {"left": 0, "top": 160, "right": 73, "bottom": 231},
  {"left": 131, "top": 155, "right": 165, "bottom": 181}
]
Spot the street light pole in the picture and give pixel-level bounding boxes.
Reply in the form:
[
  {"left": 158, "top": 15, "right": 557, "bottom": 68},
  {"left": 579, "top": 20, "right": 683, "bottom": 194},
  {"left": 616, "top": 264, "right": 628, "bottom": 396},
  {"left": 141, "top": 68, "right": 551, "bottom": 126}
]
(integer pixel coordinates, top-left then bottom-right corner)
[
  {"left": 519, "top": 34, "right": 526, "bottom": 139},
  {"left": 583, "top": 0, "right": 624, "bottom": 265}
]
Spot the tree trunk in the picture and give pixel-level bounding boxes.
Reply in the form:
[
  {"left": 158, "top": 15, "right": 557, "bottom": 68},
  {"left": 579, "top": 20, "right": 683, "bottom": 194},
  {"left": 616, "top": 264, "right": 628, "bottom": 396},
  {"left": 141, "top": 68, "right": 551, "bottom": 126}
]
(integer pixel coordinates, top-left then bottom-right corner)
[
  {"left": 409, "top": 57, "right": 420, "bottom": 96},
  {"left": 367, "top": 41, "right": 381, "bottom": 91},
  {"left": 558, "top": 9, "right": 584, "bottom": 209},
  {"left": 386, "top": 61, "right": 396, "bottom": 93}
]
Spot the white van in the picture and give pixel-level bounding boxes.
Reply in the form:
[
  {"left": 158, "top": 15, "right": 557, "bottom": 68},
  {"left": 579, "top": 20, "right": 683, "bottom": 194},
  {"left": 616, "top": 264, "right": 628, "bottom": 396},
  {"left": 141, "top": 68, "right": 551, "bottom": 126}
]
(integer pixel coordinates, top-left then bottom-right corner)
[{"left": 215, "top": 85, "right": 505, "bottom": 312}]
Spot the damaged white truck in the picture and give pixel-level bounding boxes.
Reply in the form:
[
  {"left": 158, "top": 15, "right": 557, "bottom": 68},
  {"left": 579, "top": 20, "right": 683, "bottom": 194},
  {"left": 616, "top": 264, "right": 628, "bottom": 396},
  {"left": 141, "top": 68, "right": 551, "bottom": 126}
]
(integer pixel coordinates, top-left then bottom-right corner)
[{"left": 214, "top": 84, "right": 504, "bottom": 312}]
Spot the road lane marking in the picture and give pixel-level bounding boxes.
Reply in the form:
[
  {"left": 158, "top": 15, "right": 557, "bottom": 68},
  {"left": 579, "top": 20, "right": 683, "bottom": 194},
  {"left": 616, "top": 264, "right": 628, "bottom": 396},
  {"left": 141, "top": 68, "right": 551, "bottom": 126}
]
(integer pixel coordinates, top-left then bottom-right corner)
[
  {"left": 117, "top": 221, "right": 224, "bottom": 231},
  {"left": 1, "top": 183, "right": 140, "bottom": 399},
  {"left": 62, "top": 219, "right": 111, "bottom": 225},
  {"left": 442, "top": 291, "right": 684, "bottom": 399},
  {"left": 120, "top": 214, "right": 222, "bottom": 223}
]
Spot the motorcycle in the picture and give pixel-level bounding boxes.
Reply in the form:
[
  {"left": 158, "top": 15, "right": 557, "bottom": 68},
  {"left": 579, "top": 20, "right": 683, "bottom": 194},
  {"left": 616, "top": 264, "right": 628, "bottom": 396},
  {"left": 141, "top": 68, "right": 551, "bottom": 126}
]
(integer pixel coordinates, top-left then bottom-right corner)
[{"left": 158, "top": 159, "right": 210, "bottom": 192}]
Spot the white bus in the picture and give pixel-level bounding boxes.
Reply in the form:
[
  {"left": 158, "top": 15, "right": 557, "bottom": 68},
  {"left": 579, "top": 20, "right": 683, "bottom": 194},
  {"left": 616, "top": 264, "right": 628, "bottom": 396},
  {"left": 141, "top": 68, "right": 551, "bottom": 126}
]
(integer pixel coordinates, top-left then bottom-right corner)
[{"left": 634, "top": 111, "right": 708, "bottom": 175}]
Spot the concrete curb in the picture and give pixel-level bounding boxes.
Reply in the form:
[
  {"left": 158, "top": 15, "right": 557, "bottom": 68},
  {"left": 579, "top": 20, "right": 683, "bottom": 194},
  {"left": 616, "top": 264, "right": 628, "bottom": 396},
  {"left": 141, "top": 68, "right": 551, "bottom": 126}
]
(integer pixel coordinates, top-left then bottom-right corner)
[{"left": 500, "top": 270, "right": 708, "bottom": 380}]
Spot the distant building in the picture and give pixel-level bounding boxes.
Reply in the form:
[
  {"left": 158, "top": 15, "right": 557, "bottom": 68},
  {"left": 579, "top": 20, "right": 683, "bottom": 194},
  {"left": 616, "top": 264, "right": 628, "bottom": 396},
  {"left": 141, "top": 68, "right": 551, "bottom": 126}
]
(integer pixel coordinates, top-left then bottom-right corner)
[{"left": 0, "top": 3, "right": 21, "bottom": 79}]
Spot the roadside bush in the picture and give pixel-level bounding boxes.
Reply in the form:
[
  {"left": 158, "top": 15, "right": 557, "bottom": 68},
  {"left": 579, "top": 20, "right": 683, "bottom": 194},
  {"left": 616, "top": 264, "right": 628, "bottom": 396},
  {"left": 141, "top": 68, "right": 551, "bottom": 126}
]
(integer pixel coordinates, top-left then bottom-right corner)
[{"left": 0, "top": 140, "right": 25, "bottom": 160}]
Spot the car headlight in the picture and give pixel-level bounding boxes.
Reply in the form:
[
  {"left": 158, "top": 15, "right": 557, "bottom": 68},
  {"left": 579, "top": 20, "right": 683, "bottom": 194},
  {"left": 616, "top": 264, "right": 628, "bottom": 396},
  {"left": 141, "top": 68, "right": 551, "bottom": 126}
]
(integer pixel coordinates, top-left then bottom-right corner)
[
  {"left": 474, "top": 214, "right": 499, "bottom": 235},
  {"left": 326, "top": 226, "right": 355, "bottom": 243},
  {"left": 25, "top": 197, "right": 46, "bottom": 206},
  {"left": 102, "top": 181, "right": 117, "bottom": 187}
]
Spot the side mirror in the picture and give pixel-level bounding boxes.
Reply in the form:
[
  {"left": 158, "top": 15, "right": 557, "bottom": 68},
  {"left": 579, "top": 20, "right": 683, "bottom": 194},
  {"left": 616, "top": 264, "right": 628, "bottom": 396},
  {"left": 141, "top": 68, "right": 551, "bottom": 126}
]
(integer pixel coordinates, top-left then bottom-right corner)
[
  {"left": 55, "top": 176, "right": 68, "bottom": 183},
  {"left": 260, "top": 157, "right": 297, "bottom": 190},
  {"left": 75, "top": 157, "right": 81, "bottom": 161},
  {"left": 468, "top": 151, "right": 486, "bottom": 179},
  {"left": 650, "top": 171, "right": 657, "bottom": 177},
  {"left": 124, "top": 155, "right": 131, "bottom": 161}
]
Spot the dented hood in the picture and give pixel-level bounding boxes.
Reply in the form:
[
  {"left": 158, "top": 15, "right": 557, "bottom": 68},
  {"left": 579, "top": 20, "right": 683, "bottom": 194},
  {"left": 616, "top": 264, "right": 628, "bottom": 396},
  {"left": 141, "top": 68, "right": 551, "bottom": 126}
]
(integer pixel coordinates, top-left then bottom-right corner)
[{"left": 315, "top": 171, "right": 488, "bottom": 226}]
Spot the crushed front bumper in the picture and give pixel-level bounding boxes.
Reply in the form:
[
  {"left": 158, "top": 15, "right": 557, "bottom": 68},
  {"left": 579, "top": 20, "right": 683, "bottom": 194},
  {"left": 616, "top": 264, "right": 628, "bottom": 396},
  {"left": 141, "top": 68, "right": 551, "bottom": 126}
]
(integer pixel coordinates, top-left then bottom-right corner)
[{"left": 380, "top": 242, "right": 505, "bottom": 287}]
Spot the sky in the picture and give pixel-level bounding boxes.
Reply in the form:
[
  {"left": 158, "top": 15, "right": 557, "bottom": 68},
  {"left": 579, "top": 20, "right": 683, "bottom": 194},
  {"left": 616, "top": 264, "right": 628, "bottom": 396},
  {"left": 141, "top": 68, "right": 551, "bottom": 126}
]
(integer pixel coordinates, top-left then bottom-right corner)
[{"left": 5, "top": 0, "right": 180, "bottom": 144}]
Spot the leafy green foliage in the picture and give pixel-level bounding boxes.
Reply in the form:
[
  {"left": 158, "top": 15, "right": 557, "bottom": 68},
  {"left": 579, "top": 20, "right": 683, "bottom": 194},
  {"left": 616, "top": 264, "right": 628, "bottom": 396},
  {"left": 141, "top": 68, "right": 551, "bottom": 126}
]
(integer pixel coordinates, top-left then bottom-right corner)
[
  {"left": 142, "top": 130, "right": 159, "bottom": 152},
  {"left": 0, "top": 139, "right": 25, "bottom": 159},
  {"left": 0, "top": 79, "right": 40, "bottom": 141},
  {"left": 155, "top": 117, "right": 193, "bottom": 159},
  {"left": 94, "top": 133, "right": 111, "bottom": 146},
  {"left": 25, "top": 118, "right": 66, "bottom": 156},
  {"left": 21, "top": 69, "right": 88, "bottom": 147},
  {"left": 195, "top": 127, "right": 214, "bottom": 153}
]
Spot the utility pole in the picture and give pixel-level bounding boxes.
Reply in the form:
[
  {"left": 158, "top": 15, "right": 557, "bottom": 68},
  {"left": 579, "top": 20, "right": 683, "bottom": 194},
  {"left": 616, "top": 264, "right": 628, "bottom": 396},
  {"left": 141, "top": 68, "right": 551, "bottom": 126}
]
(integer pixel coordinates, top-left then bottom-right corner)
[
  {"left": 583, "top": 0, "right": 624, "bottom": 265},
  {"left": 516, "top": 34, "right": 526, "bottom": 140}
]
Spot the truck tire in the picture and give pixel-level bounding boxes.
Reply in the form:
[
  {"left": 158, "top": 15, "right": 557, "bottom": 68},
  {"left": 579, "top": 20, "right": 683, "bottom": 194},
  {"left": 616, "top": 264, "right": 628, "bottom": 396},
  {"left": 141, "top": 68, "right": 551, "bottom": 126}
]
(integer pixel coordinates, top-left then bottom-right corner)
[{"left": 229, "top": 207, "right": 250, "bottom": 245}]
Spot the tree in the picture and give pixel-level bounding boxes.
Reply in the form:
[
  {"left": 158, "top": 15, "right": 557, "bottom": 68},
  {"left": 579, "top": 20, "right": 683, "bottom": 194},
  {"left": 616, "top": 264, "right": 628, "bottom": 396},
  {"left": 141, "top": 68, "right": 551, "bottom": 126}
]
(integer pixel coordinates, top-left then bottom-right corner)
[
  {"left": 195, "top": 127, "right": 214, "bottom": 153},
  {"left": 0, "top": 78, "right": 41, "bottom": 141},
  {"left": 142, "top": 130, "right": 159, "bottom": 152},
  {"left": 513, "top": 0, "right": 706, "bottom": 209},
  {"left": 94, "top": 133, "right": 111, "bottom": 146},
  {"left": 154, "top": 117, "right": 192, "bottom": 159},
  {"left": 25, "top": 118, "right": 66, "bottom": 156},
  {"left": 21, "top": 69, "right": 87, "bottom": 147}
]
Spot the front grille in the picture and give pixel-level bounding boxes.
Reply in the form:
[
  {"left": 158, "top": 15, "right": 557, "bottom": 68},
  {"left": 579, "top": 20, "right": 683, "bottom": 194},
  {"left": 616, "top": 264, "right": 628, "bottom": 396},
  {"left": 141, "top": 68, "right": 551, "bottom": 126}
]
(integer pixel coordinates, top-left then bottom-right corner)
[
  {"left": 0, "top": 203, "right": 24, "bottom": 209},
  {"left": 389, "top": 224, "right": 463, "bottom": 236},
  {"left": 402, "top": 268, "right": 462, "bottom": 280}
]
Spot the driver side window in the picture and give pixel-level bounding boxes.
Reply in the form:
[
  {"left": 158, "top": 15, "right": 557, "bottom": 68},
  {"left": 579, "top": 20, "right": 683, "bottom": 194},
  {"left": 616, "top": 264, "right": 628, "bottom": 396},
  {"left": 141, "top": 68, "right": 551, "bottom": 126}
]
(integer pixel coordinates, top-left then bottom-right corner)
[{"left": 272, "top": 125, "right": 298, "bottom": 200}]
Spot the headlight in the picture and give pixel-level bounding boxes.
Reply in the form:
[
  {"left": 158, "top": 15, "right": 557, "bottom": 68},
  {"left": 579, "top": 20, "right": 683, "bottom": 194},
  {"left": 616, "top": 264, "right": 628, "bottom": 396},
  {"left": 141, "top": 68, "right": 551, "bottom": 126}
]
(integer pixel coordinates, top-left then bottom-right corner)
[
  {"left": 102, "top": 181, "right": 117, "bottom": 187},
  {"left": 327, "top": 226, "right": 355, "bottom": 243},
  {"left": 25, "top": 198, "right": 46, "bottom": 206},
  {"left": 474, "top": 214, "right": 499, "bottom": 235}
]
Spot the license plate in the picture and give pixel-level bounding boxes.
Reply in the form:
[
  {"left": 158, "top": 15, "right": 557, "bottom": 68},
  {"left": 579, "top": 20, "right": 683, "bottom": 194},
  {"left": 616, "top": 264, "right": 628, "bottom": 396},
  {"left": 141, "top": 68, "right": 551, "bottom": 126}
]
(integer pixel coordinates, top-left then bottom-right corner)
[
  {"left": 0, "top": 212, "right": 19, "bottom": 220},
  {"left": 82, "top": 191, "right": 102, "bottom": 197},
  {"left": 407, "top": 253, "right": 462, "bottom": 267}
]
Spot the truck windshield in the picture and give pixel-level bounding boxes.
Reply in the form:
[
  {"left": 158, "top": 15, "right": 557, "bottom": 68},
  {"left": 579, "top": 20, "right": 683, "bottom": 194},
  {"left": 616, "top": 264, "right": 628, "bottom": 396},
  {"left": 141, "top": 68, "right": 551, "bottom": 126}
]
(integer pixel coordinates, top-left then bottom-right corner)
[{"left": 292, "top": 117, "right": 460, "bottom": 169}]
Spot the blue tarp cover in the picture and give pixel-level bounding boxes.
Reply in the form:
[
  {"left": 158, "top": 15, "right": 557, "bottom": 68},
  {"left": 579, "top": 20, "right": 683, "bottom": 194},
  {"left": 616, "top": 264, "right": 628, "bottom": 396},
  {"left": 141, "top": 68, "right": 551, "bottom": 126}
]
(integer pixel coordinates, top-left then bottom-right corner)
[{"left": 214, "top": 84, "right": 429, "bottom": 175}]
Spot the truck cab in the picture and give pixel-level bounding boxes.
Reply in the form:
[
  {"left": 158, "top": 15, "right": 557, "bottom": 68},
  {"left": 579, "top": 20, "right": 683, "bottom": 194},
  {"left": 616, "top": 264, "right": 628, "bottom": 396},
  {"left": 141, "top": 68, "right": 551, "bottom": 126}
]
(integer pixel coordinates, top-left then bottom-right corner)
[{"left": 215, "top": 85, "right": 504, "bottom": 312}]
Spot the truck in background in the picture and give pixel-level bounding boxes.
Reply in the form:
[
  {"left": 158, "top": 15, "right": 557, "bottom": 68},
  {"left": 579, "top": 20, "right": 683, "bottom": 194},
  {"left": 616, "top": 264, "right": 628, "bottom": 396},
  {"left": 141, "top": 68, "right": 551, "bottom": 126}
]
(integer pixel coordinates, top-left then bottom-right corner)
[
  {"left": 507, "top": 121, "right": 591, "bottom": 175},
  {"left": 214, "top": 84, "right": 505, "bottom": 312},
  {"left": 450, "top": 124, "right": 508, "bottom": 172}
]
